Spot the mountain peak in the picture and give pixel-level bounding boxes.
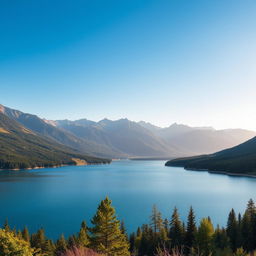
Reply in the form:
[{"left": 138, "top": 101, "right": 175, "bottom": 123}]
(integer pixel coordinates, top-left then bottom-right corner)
[{"left": 0, "top": 104, "right": 4, "bottom": 113}]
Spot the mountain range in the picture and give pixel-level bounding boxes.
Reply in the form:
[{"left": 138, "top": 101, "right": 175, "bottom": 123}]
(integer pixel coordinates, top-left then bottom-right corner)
[
  {"left": 0, "top": 112, "right": 109, "bottom": 170},
  {"left": 1, "top": 104, "right": 255, "bottom": 162}
]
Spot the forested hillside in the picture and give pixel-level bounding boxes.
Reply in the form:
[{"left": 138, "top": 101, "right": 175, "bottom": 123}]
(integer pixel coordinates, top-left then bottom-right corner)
[
  {"left": 0, "top": 113, "right": 110, "bottom": 170},
  {"left": 165, "top": 136, "right": 256, "bottom": 175}
]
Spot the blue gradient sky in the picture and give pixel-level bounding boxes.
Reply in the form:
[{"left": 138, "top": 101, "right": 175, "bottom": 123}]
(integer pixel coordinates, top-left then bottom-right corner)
[{"left": 0, "top": 0, "right": 256, "bottom": 130}]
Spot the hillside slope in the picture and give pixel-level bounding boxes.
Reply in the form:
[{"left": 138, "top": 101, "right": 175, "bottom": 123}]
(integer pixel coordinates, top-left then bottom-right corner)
[
  {"left": 0, "top": 105, "right": 123, "bottom": 158},
  {"left": 165, "top": 136, "right": 256, "bottom": 175},
  {"left": 0, "top": 113, "right": 110, "bottom": 170}
]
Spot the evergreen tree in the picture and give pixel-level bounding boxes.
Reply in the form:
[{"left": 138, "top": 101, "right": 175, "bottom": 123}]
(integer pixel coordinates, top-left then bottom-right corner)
[
  {"left": 241, "top": 212, "right": 250, "bottom": 252},
  {"left": 90, "top": 197, "right": 130, "bottom": 256},
  {"left": 196, "top": 218, "right": 214, "bottom": 256},
  {"left": 185, "top": 206, "right": 197, "bottom": 254},
  {"left": 245, "top": 199, "right": 256, "bottom": 218},
  {"left": 150, "top": 205, "right": 163, "bottom": 234},
  {"left": 44, "top": 239, "right": 55, "bottom": 256},
  {"left": 134, "top": 227, "right": 142, "bottom": 253},
  {"left": 136, "top": 227, "right": 142, "bottom": 237},
  {"left": 67, "top": 235, "right": 77, "bottom": 249},
  {"left": 227, "top": 208, "right": 238, "bottom": 251},
  {"left": 169, "top": 207, "right": 184, "bottom": 248},
  {"left": 138, "top": 224, "right": 154, "bottom": 256},
  {"left": 129, "top": 232, "right": 136, "bottom": 254},
  {"left": 121, "top": 220, "right": 129, "bottom": 241},
  {"left": 55, "top": 234, "right": 67, "bottom": 255},
  {"left": 213, "top": 226, "right": 229, "bottom": 250},
  {"left": 77, "top": 221, "right": 89, "bottom": 247},
  {"left": 0, "top": 228, "right": 35, "bottom": 256},
  {"left": 22, "top": 227, "right": 30, "bottom": 244},
  {"left": 237, "top": 213, "right": 243, "bottom": 249},
  {"left": 31, "top": 228, "right": 46, "bottom": 249},
  {"left": 242, "top": 199, "right": 256, "bottom": 252},
  {"left": 3, "top": 219, "right": 10, "bottom": 232},
  {"left": 163, "top": 218, "right": 169, "bottom": 234}
]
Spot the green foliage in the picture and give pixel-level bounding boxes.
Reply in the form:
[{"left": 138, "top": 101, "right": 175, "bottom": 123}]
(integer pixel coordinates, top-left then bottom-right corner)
[
  {"left": 90, "top": 197, "right": 130, "bottom": 256},
  {"left": 169, "top": 207, "right": 184, "bottom": 248},
  {"left": 227, "top": 209, "right": 238, "bottom": 251},
  {"left": 151, "top": 205, "right": 164, "bottom": 234},
  {"left": 184, "top": 206, "right": 197, "bottom": 254},
  {"left": 166, "top": 136, "right": 256, "bottom": 175},
  {"left": 77, "top": 221, "right": 90, "bottom": 248},
  {"left": 22, "top": 226, "right": 30, "bottom": 243},
  {"left": 2, "top": 198, "right": 256, "bottom": 256},
  {"left": 0, "top": 228, "right": 36, "bottom": 256},
  {"left": 55, "top": 234, "right": 68, "bottom": 255},
  {"left": 196, "top": 218, "right": 214, "bottom": 256}
]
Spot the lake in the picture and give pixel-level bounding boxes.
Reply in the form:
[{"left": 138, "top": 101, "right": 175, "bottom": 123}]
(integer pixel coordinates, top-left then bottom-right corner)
[{"left": 0, "top": 160, "right": 256, "bottom": 239}]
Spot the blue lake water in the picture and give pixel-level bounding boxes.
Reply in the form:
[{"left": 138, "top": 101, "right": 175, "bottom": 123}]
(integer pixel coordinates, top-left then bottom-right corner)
[{"left": 1, "top": 160, "right": 256, "bottom": 239}]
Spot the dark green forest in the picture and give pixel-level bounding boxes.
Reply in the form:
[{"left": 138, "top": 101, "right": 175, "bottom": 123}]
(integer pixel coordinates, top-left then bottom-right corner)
[
  {"left": 1, "top": 198, "right": 256, "bottom": 256},
  {"left": 165, "top": 136, "right": 256, "bottom": 176}
]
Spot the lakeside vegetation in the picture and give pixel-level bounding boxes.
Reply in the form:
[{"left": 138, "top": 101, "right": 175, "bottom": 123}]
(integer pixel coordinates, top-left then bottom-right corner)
[
  {"left": 1, "top": 197, "right": 256, "bottom": 256},
  {"left": 165, "top": 136, "right": 256, "bottom": 176}
]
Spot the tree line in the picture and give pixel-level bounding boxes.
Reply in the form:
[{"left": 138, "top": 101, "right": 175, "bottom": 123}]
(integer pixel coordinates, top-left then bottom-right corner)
[{"left": 1, "top": 198, "right": 256, "bottom": 256}]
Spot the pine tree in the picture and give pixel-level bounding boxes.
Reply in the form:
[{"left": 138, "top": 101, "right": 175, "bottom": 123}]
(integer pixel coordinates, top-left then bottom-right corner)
[
  {"left": 241, "top": 212, "right": 251, "bottom": 251},
  {"left": 138, "top": 224, "right": 154, "bottom": 256},
  {"left": 185, "top": 206, "right": 197, "bottom": 253},
  {"left": 129, "top": 232, "right": 136, "bottom": 254},
  {"left": 245, "top": 199, "right": 256, "bottom": 218},
  {"left": 3, "top": 219, "right": 10, "bottom": 232},
  {"left": 169, "top": 207, "right": 184, "bottom": 248},
  {"left": 67, "top": 235, "right": 77, "bottom": 249},
  {"left": 243, "top": 199, "right": 256, "bottom": 252},
  {"left": 55, "top": 234, "right": 67, "bottom": 255},
  {"left": 31, "top": 228, "right": 46, "bottom": 249},
  {"left": 196, "top": 218, "right": 214, "bottom": 256},
  {"left": 22, "top": 227, "right": 30, "bottom": 244},
  {"left": 136, "top": 227, "right": 142, "bottom": 237},
  {"left": 150, "top": 205, "right": 163, "bottom": 234},
  {"left": 44, "top": 239, "right": 55, "bottom": 256},
  {"left": 163, "top": 218, "right": 169, "bottom": 234},
  {"left": 90, "top": 197, "right": 130, "bottom": 256},
  {"left": 237, "top": 213, "right": 243, "bottom": 249},
  {"left": 213, "top": 225, "right": 229, "bottom": 250},
  {"left": 77, "top": 221, "right": 89, "bottom": 247},
  {"left": 227, "top": 208, "right": 238, "bottom": 251}
]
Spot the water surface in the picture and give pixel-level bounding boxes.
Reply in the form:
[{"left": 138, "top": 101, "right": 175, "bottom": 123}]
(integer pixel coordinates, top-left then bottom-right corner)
[{"left": 0, "top": 160, "right": 255, "bottom": 239}]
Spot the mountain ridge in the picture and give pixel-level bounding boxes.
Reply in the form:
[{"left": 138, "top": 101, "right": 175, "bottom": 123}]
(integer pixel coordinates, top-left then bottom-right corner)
[
  {"left": 1, "top": 104, "right": 255, "bottom": 159},
  {"left": 0, "top": 112, "right": 110, "bottom": 170}
]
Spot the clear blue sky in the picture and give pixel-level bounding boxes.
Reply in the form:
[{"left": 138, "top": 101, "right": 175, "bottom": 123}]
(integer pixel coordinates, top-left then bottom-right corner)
[{"left": 0, "top": 0, "right": 256, "bottom": 130}]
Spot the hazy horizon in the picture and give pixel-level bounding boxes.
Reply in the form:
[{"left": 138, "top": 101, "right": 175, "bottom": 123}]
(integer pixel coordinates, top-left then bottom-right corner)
[
  {"left": 1, "top": 0, "right": 255, "bottom": 130},
  {"left": 2, "top": 103, "right": 256, "bottom": 132}
]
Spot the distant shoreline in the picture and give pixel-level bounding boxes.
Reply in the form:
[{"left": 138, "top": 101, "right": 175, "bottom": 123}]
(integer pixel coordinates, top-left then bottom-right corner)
[
  {"left": 0, "top": 161, "right": 110, "bottom": 171},
  {"left": 130, "top": 157, "right": 175, "bottom": 161},
  {"left": 184, "top": 167, "right": 256, "bottom": 179}
]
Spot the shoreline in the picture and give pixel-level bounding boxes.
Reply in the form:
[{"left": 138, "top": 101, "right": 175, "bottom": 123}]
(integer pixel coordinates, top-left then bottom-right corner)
[
  {"left": 184, "top": 167, "right": 256, "bottom": 179},
  {"left": 0, "top": 161, "right": 110, "bottom": 172}
]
